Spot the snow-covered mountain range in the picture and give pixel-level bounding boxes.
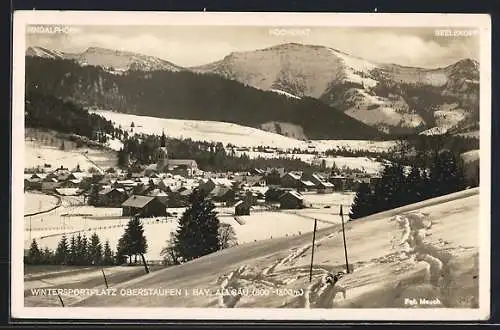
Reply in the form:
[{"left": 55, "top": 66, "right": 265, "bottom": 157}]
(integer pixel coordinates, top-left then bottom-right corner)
[
  {"left": 191, "top": 43, "right": 479, "bottom": 135},
  {"left": 26, "top": 46, "right": 183, "bottom": 73},
  {"left": 26, "top": 43, "right": 480, "bottom": 135}
]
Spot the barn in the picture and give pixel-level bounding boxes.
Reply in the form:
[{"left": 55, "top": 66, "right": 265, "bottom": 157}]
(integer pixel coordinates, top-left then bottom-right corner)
[
  {"left": 234, "top": 200, "right": 251, "bottom": 216},
  {"left": 279, "top": 190, "right": 305, "bottom": 209},
  {"left": 121, "top": 195, "right": 167, "bottom": 217},
  {"left": 98, "top": 188, "right": 128, "bottom": 207}
]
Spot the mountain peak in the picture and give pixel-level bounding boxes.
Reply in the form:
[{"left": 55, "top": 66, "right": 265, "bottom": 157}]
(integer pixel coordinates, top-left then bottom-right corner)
[
  {"left": 263, "top": 42, "right": 325, "bottom": 51},
  {"left": 26, "top": 46, "right": 64, "bottom": 59},
  {"left": 85, "top": 46, "right": 122, "bottom": 54},
  {"left": 452, "top": 58, "right": 479, "bottom": 69}
]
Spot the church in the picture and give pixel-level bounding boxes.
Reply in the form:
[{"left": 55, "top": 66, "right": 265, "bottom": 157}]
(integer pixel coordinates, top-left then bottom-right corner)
[{"left": 144, "top": 132, "right": 198, "bottom": 177}]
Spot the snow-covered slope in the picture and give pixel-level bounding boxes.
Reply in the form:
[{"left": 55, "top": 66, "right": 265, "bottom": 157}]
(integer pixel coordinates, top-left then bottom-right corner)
[
  {"left": 192, "top": 42, "right": 479, "bottom": 135},
  {"left": 72, "top": 188, "right": 481, "bottom": 312},
  {"left": 192, "top": 43, "right": 351, "bottom": 99},
  {"left": 91, "top": 110, "right": 305, "bottom": 149},
  {"left": 26, "top": 46, "right": 65, "bottom": 59},
  {"left": 91, "top": 110, "right": 396, "bottom": 153},
  {"left": 26, "top": 46, "right": 183, "bottom": 72}
]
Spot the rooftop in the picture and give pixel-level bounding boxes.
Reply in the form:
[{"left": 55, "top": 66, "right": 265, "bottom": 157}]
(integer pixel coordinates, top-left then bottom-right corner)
[{"left": 122, "top": 195, "right": 157, "bottom": 208}]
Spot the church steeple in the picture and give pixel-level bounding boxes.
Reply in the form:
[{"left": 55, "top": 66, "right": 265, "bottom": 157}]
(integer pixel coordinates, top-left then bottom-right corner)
[
  {"left": 160, "top": 130, "right": 166, "bottom": 148},
  {"left": 157, "top": 130, "right": 168, "bottom": 172}
]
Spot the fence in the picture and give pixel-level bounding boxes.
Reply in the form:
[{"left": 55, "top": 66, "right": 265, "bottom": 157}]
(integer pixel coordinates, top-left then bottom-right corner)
[{"left": 34, "top": 217, "right": 176, "bottom": 239}]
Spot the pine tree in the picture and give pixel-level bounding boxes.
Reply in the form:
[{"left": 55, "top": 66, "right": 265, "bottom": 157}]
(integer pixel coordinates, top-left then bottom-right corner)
[
  {"left": 87, "top": 184, "right": 100, "bottom": 206},
  {"left": 54, "top": 235, "right": 69, "bottom": 265},
  {"left": 75, "top": 233, "right": 84, "bottom": 265},
  {"left": 68, "top": 234, "right": 77, "bottom": 265},
  {"left": 404, "top": 165, "right": 427, "bottom": 205},
  {"left": 117, "top": 148, "right": 128, "bottom": 168},
  {"left": 120, "top": 215, "right": 148, "bottom": 264},
  {"left": 429, "top": 149, "right": 467, "bottom": 198},
  {"left": 373, "top": 163, "right": 406, "bottom": 213},
  {"left": 103, "top": 240, "right": 115, "bottom": 266},
  {"left": 173, "top": 188, "right": 221, "bottom": 261},
  {"left": 116, "top": 234, "right": 130, "bottom": 265},
  {"left": 41, "top": 247, "right": 54, "bottom": 264},
  {"left": 26, "top": 239, "right": 41, "bottom": 264},
  {"left": 81, "top": 234, "right": 89, "bottom": 265},
  {"left": 349, "top": 182, "right": 375, "bottom": 220},
  {"left": 88, "top": 233, "right": 103, "bottom": 266}
]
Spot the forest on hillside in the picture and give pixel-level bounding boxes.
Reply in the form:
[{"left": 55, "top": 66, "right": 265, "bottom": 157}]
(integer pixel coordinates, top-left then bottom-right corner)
[
  {"left": 25, "top": 57, "right": 385, "bottom": 140},
  {"left": 25, "top": 91, "right": 322, "bottom": 172}
]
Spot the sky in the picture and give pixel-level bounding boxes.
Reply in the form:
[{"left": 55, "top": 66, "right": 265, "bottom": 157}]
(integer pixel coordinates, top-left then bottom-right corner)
[{"left": 25, "top": 25, "right": 480, "bottom": 68}]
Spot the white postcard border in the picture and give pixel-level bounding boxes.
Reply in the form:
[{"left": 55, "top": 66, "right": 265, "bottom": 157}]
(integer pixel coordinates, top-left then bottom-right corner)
[{"left": 11, "top": 11, "right": 492, "bottom": 321}]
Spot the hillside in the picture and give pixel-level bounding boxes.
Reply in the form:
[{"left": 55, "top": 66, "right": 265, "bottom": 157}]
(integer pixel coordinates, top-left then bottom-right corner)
[
  {"left": 26, "top": 46, "right": 183, "bottom": 72},
  {"left": 192, "top": 43, "right": 480, "bottom": 135},
  {"left": 24, "top": 56, "right": 383, "bottom": 140},
  {"left": 71, "top": 188, "right": 480, "bottom": 311}
]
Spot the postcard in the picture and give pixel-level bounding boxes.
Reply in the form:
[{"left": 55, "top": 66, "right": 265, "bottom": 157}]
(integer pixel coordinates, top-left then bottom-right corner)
[{"left": 11, "top": 11, "right": 491, "bottom": 321}]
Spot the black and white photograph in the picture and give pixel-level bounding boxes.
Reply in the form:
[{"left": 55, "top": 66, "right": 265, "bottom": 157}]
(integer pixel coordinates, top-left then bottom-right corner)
[{"left": 11, "top": 11, "right": 491, "bottom": 321}]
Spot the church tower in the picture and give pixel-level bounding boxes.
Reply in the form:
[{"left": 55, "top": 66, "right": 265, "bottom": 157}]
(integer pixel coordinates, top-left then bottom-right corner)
[{"left": 157, "top": 130, "right": 168, "bottom": 172}]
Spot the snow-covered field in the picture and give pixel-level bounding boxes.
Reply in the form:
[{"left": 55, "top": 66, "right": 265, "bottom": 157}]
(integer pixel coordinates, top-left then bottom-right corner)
[
  {"left": 24, "top": 192, "right": 60, "bottom": 215},
  {"left": 311, "top": 156, "right": 385, "bottom": 174},
  {"left": 302, "top": 192, "right": 355, "bottom": 208},
  {"left": 219, "top": 212, "right": 332, "bottom": 245},
  {"left": 24, "top": 194, "right": 179, "bottom": 261},
  {"left": 25, "top": 140, "right": 117, "bottom": 172},
  {"left": 232, "top": 150, "right": 384, "bottom": 173},
  {"left": 25, "top": 193, "right": 351, "bottom": 262},
  {"left": 72, "top": 188, "right": 481, "bottom": 310},
  {"left": 90, "top": 110, "right": 397, "bottom": 153}
]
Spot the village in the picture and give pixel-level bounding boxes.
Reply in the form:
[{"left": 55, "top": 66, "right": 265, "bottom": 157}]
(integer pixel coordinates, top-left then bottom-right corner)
[
  {"left": 24, "top": 138, "right": 382, "bottom": 218},
  {"left": 22, "top": 130, "right": 387, "bottom": 262}
]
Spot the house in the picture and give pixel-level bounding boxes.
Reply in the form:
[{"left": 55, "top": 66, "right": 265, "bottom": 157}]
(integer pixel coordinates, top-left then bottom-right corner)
[
  {"left": 265, "top": 187, "right": 286, "bottom": 203},
  {"left": 299, "top": 180, "right": 316, "bottom": 192},
  {"left": 280, "top": 172, "right": 302, "bottom": 189},
  {"left": 167, "top": 187, "right": 193, "bottom": 208},
  {"left": 329, "top": 175, "right": 346, "bottom": 191},
  {"left": 147, "top": 188, "right": 169, "bottom": 206},
  {"left": 250, "top": 168, "right": 265, "bottom": 176},
  {"left": 167, "top": 160, "right": 199, "bottom": 177},
  {"left": 349, "top": 177, "right": 371, "bottom": 192},
  {"left": 234, "top": 200, "right": 251, "bottom": 216},
  {"left": 199, "top": 177, "right": 233, "bottom": 194},
  {"left": 121, "top": 195, "right": 167, "bottom": 217},
  {"left": 98, "top": 188, "right": 128, "bottom": 207},
  {"left": 211, "top": 186, "right": 236, "bottom": 204},
  {"left": 279, "top": 190, "right": 305, "bottom": 209},
  {"left": 41, "top": 181, "right": 60, "bottom": 192},
  {"left": 301, "top": 172, "right": 334, "bottom": 193},
  {"left": 244, "top": 175, "right": 266, "bottom": 187},
  {"left": 68, "top": 172, "right": 88, "bottom": 181},
  {"left": 30, "top": 173, "right": 48, "bottom": 181},
  {"left": 132, "top": 182, "right": 156, "bottom": 196}
]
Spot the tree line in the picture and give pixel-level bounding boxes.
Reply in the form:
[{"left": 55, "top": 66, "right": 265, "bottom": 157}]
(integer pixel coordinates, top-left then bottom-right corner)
[
  {"left": 25, "top": 233, "right": 115, "bottom": 266},
  {"left": 120, "top": 132, "right": 322, "bottom": 173},
  {"left": 349, "top": 141, "right": 472, "bottom": 220},
  {"left": 25, "top": 90, "right": 118, "bottom": 143}
]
